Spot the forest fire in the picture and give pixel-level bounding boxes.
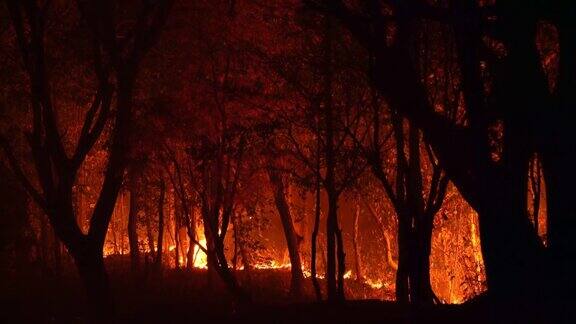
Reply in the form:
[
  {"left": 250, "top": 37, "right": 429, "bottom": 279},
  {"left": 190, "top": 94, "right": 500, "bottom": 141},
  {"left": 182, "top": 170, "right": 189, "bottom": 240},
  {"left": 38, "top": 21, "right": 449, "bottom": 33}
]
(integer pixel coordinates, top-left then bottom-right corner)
[
  {"left": 0, "top": 0, "right": 571, "bottom": 323},
  {"left": 99, "top": 190, "right": 486, "bottom": 305}
]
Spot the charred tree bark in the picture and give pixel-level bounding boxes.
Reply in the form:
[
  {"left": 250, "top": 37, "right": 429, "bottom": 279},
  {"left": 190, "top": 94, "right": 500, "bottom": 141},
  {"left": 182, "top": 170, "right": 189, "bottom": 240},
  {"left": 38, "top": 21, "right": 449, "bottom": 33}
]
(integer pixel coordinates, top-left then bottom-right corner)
[
  {"left": 268, "top": 168, "right": 304, "bottom": 297},
  {"left": 529, "top": 156, "right": 542, "bottom": 234}
]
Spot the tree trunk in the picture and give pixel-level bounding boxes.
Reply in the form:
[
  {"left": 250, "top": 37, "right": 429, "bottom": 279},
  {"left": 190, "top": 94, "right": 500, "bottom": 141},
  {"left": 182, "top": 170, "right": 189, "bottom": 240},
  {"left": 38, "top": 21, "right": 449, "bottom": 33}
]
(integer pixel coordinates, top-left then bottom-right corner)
[
  {"left": 326, "top": 192, "right": 342, "bottom": 302},
  {"left": 185, "top": 207, "right": 197, "bottom": 270},
  {"left": 477, "top": 183, "right": 543, "bottom": 303},
  {"left": 155, "top": 180, "right": 166, "bottom": 271},
  {"left": 174, "top": 220, "right": 180, "bottom": 269},
  {"left": 311, "top": 174, "right": 322, "bottom": 301},
  {"left": 411, "top": 210, "right": 438, "bottom": 305},
  {"left": 178, "top": 227, "right": 188, "bottom": 268},
  {"left": 128, "top": 183, "right": 140, "bottom": 273},
  {"left": 395, "top": 214, "right": 410, "bottom": 304},
  {"left": 145, "top": 209, "right": 155, "bottom": 256},
  {"left": 202, "top": 214, "right": 249, "bottom": 302},
  {"left": 205, "top": 225, "right": 217, "bottom": 287},
  {"left": 52, "top": 229, "right": 62, "bottom": 275},
  {"left": 352, "top": 200, "right": 363, "bottom": 282},
  {"left": 238, "top": 216, "right": 252, "bottom": 273},
  {"left": 232, "top": 210, "right": 251, "bottom": 274},
  {"left": 268, "top": 168, "right": 304, "bottom": 297},
  {"left": 186, "top": 238, "right": 195, "bottom": 269},
  {"left": 39, "top": 214, "right": 49, "bottom": 274},
  {"left": 335, "top": 220, "right": 346, "bottom": 300},
  {"left": 363, "top": 198, "right": 398, "bottom": 270},
  {"left": 232, "top": 231, "right": 239, "bottom": 270},
  {"left": 542, "top": 22, "right": 576, "bottom": 316},
  {"left": 321, "top": 11, "right": 343, "bottom": 304},
  {"left": 529, "top": 156, "right": 542, "bottom": 234},
  {"left": 71, "top": 242, "right": 114, "bottom": 321}
]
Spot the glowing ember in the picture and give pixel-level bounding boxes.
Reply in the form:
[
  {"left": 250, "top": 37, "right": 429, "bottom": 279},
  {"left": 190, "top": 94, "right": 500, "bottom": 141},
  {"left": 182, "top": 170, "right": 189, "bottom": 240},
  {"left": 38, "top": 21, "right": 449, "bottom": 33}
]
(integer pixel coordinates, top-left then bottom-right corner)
[
  {"left": 365, "top": 278, "right": 386, "bottom": 290},
  {"left": 343, "top": 270, "right": 352, "bottom": 279},
  {"left": 254, "top": 260, "right": 291, "bottom": 270}
]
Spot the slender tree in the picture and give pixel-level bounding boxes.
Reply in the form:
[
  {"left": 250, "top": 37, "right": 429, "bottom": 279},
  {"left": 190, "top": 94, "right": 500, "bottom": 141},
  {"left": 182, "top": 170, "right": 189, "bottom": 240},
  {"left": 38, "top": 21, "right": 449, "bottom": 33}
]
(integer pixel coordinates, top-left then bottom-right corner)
[{"left": 268, "top": 166, "right": 305, "bottom": 297}]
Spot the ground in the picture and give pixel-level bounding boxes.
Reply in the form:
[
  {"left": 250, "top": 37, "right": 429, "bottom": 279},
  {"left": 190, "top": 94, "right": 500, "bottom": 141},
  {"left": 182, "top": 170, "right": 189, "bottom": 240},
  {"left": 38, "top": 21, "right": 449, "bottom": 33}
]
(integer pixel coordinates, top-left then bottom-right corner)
[{"left": 0, "top": 263, "right": 497, "bottom": 323}]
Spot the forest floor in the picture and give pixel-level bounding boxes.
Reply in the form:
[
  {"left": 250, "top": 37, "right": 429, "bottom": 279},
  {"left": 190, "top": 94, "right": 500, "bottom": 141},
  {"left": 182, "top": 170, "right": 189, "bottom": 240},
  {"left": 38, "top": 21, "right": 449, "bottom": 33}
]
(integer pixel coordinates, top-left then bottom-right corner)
[{"left": 0, "top": 259, "right": 493, "bottom": 323}]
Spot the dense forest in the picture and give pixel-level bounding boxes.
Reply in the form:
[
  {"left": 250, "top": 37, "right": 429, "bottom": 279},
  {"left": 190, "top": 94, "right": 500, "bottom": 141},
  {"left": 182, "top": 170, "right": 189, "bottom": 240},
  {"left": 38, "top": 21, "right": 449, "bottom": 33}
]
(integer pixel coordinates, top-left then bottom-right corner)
[{"left": 0, "top": 0, "right": 573, "bottom": 323}]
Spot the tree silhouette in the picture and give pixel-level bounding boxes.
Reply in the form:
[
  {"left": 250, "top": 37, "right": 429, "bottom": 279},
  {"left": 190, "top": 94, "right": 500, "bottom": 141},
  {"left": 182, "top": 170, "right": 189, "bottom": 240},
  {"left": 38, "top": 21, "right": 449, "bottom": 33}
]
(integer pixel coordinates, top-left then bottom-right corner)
[{"left": 0, "top": 0, "right": 173, "bottom": 319}]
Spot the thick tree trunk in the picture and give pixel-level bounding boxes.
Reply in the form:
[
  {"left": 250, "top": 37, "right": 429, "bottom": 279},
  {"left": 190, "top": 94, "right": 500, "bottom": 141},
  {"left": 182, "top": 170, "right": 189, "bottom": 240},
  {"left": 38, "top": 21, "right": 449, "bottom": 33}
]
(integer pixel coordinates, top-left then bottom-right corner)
[
  {"left": 268, "top": 168, "right": 304, "bottom": 297},
  {"left": 71, "top": 242, "right": 114, "bottom": 322},
  {"left": 412, "top": 210, "right": 437, "bottom": 305},
  {"left": 395, "top": 215, "right": 410, "bottom": 304},
  {"left": 325, "top": 192, "right": 343, "bottom": 302},
  {"left": 542, "top": 134, "right": 576, "bottom": 321},
  {"left": 477, "top": 185, "right": 543, "bottom": 302},
  {"left": 542, "top": 18, "right": 576, "bottom": 321},
  {"left": 52, "top": 230, "right": 62, "bottom": 274},
  {"left": 39, "top": 214, "right": 49, "bottom": 274}
]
